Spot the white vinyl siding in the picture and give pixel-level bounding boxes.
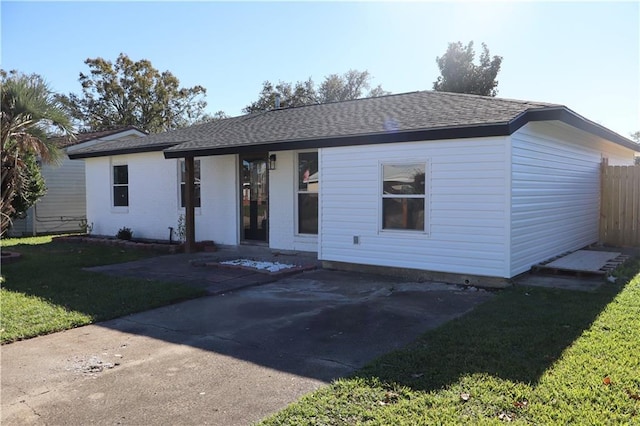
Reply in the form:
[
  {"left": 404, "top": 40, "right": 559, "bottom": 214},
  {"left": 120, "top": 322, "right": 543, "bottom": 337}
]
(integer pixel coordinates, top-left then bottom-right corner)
[
  {"left": 86, "top": 153, "right": 239, "bottom": 244},
  {"left": 8, "top": 155, "right": 86, "bottom": 235},
  {"left": 510, "top": 122, "right": 636, "bottom": 276},
  {"left": 268, "top": 150, "right": 318, "bottom": 252},
  {"left": 320, "top": 137, "right": 510, "bottom": 278}
]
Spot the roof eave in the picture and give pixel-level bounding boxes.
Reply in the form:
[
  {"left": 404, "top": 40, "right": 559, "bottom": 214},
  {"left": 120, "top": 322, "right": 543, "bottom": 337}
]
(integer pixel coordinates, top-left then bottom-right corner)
[
  {"left": 162, "top": 123, "right": 513, "bottom": 158},
  {"left": 68, "top": 143, "right": 177, "bottom": 159},
  {"left": 511, "top": 107, "right": 639, "bottom": 151}
]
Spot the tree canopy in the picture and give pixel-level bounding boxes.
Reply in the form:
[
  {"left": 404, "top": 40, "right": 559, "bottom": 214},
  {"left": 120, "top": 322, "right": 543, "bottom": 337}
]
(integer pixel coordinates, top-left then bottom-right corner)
[
  {"left": 243, "top": 69, "right": 389, "bottom": 113},
  {"left": 631, "top": 132, "right": 640, "bottom": 165},
  {"left": 60, "top": 53, "right": 211, "bottom": 133},
  {"left": 1, "top": 70, "right": 73, "bottom": 235},
  {"left": 433, "top": 41, "right": 503, "bottom": 97}
]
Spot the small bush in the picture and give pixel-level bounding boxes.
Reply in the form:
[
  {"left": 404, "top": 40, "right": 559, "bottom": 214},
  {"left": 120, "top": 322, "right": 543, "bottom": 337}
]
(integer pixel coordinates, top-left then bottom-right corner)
[
  {"left": 78, "top": 218, "right": 93, "bottom": 234},
  {"left": 116, "top": 226, "right": 133, "bottom": 240},
  {"left": 176, "top": 214, "right": 186, "bottom": 242}
]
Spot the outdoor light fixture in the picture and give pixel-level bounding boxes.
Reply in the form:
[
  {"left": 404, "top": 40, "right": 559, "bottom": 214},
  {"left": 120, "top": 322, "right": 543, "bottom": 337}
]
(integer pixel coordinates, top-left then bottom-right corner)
[{"left": 269, "top": 154, "right": 277, "bottom": 170}]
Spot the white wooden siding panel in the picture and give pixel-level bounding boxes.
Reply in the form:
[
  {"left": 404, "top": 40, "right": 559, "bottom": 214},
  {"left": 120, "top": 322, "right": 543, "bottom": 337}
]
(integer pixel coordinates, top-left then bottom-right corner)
[
  {"left": 197, "top": 155, "right": 239, "bottom": 246},
  {"left": 320, "top": 137, "right": 510, "bottom": 278},
  {"left": 269, "top": 150, "right": 318, "bottom": 252},
  {"left": 86, "top": 153, "right": 241, "bottom": 244},
  {"left": 510, "top": 122, "right": 636, "bottom": 275},
  {"left": 85, "top": 156, "right": 112, "bottom": 237}
]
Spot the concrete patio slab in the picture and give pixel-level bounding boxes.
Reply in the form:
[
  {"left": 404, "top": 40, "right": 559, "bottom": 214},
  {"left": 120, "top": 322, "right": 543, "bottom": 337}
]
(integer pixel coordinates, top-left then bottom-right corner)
[
  {"left": 514, "top": 273, "right": 607, "bottom": 292},
  {"left": 1, "top": 269, "right": 493, "bottom": 426}
]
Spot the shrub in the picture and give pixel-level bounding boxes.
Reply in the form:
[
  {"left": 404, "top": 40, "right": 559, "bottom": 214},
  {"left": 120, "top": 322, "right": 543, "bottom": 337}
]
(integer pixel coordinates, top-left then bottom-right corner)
[
  {"left": 78, "top": 218, "right": 93, "bottom": 234},
  {"left": 116, "top": 226, "right": 133, "bottom": 240},
  {"left": 176, "top": 214, "right": 186, "bottom": 242}
]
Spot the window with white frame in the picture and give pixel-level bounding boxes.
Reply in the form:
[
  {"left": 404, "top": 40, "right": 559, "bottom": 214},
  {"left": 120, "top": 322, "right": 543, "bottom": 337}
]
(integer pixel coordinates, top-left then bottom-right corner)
[
  {"left": 297, "top": 152, "right": 318, "bottom": 234},
  {"left": 381, "top": 163, "right": 426, "bottom": 231},
  {"left": 180, "top": 159, "right": 201, "bottom": 208},
  {"left": 112, "top": 164, "right": 129, "bottom": 207}
]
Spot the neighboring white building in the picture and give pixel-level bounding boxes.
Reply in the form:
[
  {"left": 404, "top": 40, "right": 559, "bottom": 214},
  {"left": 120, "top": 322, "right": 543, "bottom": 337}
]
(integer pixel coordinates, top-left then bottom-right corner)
[
  {"left": 69, "top": 91, "right": 639, "bottom": 282},
  {"left": 9, "top": 126, "right": 147, "bottom": 236}
]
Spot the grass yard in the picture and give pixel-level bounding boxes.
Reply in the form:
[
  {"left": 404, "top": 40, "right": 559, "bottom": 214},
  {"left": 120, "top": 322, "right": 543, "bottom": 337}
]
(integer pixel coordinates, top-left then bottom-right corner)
[
  {"left": 262, "top": 260, "right": 640, "bottom": 425},
  {"left": 1, "top": 235, "right": 205, "bottom": 344}
]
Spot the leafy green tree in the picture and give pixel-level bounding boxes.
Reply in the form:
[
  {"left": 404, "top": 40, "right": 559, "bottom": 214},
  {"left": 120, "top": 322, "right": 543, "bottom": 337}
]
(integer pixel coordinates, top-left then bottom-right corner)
[
  {"left": 433, "top": 41, "right": 503, "bottom": 97},
  {"left": 632, "top": 132, "right": 640, "bottom": 165},
  {"left": 243, "top": 78, "right": 317, "bottom": 113},
  {"left": 1, "top": 70, "right": 72, "bottom": 236},
  {"left": 243, "top": 70, "right": 389, "bottom": 113},
  {"left": 61, "top": 53, "right": 210, "bottom": 133},
  {"left": 11, "top": 152, "right": 47, "bottom": 217},
  {"left": 318, "top": 70, "right": 389, "bottom": 103}
]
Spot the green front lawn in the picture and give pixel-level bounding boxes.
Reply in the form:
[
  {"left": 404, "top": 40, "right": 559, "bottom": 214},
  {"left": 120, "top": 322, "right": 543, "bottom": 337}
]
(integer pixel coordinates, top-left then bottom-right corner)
[
  {"left": 1, "top": 235, "right": 205, "bottom": 344},
  {"left": 263, "top": 260, "right": 640, "bottom": 425}
]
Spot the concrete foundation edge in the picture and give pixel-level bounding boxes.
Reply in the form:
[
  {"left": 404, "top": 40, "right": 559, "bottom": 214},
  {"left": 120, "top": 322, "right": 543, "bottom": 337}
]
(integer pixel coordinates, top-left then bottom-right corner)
[{"left": 321, "top": 260, "right": 512, "bottom": 289}]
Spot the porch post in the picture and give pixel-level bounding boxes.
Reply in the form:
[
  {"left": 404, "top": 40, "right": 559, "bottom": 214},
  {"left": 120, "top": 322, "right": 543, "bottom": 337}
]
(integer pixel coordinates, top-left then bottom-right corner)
[{"left": 184, "top": 156, "right": 196, "bottom": 253}]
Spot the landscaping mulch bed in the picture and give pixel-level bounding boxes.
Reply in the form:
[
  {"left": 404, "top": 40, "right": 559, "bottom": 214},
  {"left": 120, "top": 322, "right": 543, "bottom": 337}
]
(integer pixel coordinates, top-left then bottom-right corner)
[
  {"left": 54, "top": 235, "right": 181, "bottom": 253},
  {"left": 52, "top": 235, "right": 216, "bottom": 254}
]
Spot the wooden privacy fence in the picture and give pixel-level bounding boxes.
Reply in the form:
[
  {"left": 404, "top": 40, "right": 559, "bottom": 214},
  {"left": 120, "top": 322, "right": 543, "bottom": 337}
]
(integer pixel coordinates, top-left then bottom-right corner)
[{"left": 600, "top": 161, "right": 640, "bottom": 246}]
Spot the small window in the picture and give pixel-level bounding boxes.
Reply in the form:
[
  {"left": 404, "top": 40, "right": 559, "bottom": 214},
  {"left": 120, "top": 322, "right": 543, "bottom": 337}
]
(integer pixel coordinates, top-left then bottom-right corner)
[
  {"left": 381, "top": 163, "right": 426, "bottom": 231},
  {"left": 113, "top": 165, "right": 129, "bottom": 207},
  {"left": 297, "top": 152, "right": 319, "bottom": 234},
  {"left": 180, "top": 159, "right": 201, "bottom": 208}
]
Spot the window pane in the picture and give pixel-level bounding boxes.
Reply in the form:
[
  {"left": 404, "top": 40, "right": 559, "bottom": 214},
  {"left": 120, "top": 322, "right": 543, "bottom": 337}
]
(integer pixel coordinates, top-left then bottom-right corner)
[
  {"left": 383, "top": 164, "right": 425, "bottom": 195},
  {"left": 180, "top": 159, "right": 201, "bottom": 183},
  {"left": 298, "top": 152, "right": 319, "bottom": 192},
  {"left": 180, "top": 159, "right": 201, "bottom": 208},
  {"left": 113, "top": 186, "right": 129, "bottom": 207},
  {"left": 113, "top": 165, "right": 128, "bottom": 185},
  {"left": 181, "top": 184, "right": 201, "bottom": 208},
  {"left": 298, "top": 193, "right": 318, "bottom": 234},
  {"left": 382, "top": 198, "right": 424, "bottom": 230}
]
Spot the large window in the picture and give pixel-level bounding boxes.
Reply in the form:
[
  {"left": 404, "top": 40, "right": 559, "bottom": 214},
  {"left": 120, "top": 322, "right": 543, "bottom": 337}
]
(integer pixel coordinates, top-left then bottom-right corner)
[
  {"left": 381, "top": 163, "right": 426, "bottom": 231},
  {"left": 112, "top": 164, "right": 129, "bottom": 207},
  {"left": 180, "top": 159, "right": 201, "bottom": 208},
  {"left": 297, "top": 152, "right": 318, "bottom": 234}
]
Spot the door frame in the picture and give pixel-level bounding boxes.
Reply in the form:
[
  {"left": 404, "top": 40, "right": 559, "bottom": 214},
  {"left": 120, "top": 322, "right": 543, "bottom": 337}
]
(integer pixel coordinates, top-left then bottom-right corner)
[{"left": 239, "top": 153, "right": 269, "bottom": 244}]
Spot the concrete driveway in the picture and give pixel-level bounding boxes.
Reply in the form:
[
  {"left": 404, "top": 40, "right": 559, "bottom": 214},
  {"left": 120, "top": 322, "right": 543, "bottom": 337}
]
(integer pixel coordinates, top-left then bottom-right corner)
[{"left": 2, "top": 269, "right": 493, "bottom": 425}]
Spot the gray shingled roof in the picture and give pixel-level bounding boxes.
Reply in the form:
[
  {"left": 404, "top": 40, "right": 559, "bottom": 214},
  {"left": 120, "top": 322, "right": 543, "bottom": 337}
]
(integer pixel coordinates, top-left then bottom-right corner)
[
  {"left": 68, "top": 90, "right": 637, "bottom": 159},
  {"left": 52, "top": 125, "right": 146, "bottom": 148}
]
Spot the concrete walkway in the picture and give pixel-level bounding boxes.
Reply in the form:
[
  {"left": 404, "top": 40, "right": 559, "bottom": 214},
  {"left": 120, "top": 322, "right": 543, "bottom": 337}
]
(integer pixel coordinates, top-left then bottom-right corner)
[
  {"left": 2, "top": 265, "right": 493, "bottom": 425},
  {"left": 86, "top": 247, "right": 322, "bottom": 295}
]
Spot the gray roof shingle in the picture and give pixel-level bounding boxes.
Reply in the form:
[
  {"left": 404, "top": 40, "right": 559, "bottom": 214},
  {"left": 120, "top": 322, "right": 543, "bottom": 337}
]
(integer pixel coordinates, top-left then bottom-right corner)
[
  {"left": 52, "top": 125, "right": 146, "bottom": 148},
  {"left": 68, "top": 90, "right": 637, "bottom": 159}
]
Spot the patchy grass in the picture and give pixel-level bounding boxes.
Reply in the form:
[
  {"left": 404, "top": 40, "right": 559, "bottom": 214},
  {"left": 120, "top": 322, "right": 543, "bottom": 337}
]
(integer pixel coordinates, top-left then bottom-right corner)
[
  {"left": 262, "top": 260, "right": 640, "bottom": 425},
  {"left": 1, "top": 235, "right": 205, "bottom": 344}
]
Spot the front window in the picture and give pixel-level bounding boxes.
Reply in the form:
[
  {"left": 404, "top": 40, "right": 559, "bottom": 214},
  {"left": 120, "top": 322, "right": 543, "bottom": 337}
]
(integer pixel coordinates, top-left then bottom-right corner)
[
  {"left": 381, "top": 163, "right": 426, "bottom": 231},
  {"left": 297, "top": 152, "right": 319, "bottom": 234},
  {"left": 113, "top": 164, "right": 129, "bottom": 207},
  {"left": 180, "top": 159, "right": 201, "bottom": 208}
]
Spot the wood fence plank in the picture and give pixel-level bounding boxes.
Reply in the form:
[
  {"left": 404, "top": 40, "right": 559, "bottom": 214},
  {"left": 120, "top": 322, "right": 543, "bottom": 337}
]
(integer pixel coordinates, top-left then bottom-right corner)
[{"left": 600, "top": 164, "right": 640, "bottom": 247}]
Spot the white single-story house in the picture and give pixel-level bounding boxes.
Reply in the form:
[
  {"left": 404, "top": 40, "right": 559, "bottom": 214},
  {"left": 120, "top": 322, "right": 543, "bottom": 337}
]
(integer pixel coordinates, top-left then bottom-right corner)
[
  {"left": 68, "top": 91, "right": 638, "bottom": 283},
  {"left": 9, "top": 126, "right": 146, "bottom": 236}
]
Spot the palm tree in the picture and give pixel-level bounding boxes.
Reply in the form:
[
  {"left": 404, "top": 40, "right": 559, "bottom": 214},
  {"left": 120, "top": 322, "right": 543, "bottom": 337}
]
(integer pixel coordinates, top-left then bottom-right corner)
[{"left": 1, "top": 70, "right": 74, "bottom": 236}]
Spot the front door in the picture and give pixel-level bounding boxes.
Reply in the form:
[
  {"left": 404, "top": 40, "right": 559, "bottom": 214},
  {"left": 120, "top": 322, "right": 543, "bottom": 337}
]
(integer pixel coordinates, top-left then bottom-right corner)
[{"left": 241, "top": 154, "right": 268, "bottom": 242}]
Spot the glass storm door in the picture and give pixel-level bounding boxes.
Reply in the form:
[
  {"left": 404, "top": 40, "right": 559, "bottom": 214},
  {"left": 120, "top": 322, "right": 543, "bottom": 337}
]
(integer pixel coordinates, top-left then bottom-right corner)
[{"left": 241, "top": 155, "right": 268, "bottom": 242}]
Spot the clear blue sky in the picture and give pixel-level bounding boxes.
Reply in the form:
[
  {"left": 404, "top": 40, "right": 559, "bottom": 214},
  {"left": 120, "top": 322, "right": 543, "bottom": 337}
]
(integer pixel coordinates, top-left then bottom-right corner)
[{"left": 2, "top": 1, "right": 638, "bottom": 137}]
